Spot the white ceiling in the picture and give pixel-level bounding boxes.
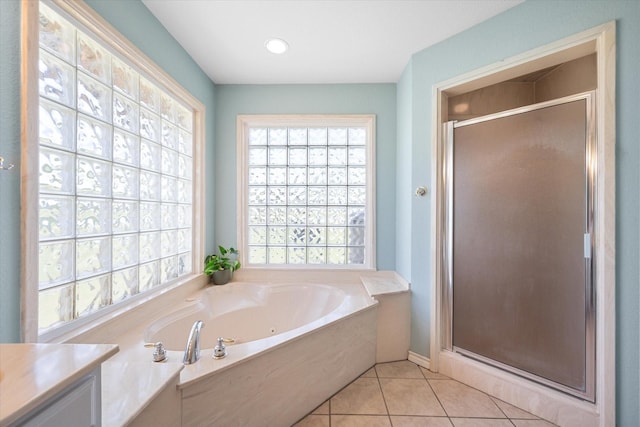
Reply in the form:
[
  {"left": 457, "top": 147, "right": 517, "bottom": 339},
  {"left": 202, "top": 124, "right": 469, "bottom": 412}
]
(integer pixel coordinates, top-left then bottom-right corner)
[{"left": 141, "top": 0, "right": 524, "bottom": 85}]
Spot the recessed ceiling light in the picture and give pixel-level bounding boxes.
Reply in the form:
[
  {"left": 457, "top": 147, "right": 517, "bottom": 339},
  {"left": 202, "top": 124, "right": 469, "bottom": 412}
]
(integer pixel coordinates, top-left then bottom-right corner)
[{"left": 265, "top": 38, "right": 289, "bottom": 54}]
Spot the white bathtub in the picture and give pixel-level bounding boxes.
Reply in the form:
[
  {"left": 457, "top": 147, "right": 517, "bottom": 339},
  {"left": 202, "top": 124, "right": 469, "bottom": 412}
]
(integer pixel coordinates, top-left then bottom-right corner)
[
  {"left": 144, "top": 281, "right": 378, "bottom": 426},
  {"left": 144, "top": 283, "right": 349, "bottom": 351}
]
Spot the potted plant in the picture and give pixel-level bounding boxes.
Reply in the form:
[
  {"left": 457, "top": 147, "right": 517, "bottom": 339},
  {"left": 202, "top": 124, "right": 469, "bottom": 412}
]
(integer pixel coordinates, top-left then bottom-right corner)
[{"left": 204, "top": 245, "right": 241, "bottom": 285}]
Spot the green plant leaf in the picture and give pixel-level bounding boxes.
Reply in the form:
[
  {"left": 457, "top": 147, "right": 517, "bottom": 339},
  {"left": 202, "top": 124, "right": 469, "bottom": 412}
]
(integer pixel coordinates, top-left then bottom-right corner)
[{"left": 204, "top": 245, "right": 241, "bottom": 275}]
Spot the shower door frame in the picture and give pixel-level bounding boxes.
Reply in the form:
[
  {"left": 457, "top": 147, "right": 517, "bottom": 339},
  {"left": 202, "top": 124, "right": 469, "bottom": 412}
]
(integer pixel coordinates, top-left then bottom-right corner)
[
  {"left": 428, "top": 22, "right": 615, "bottom": 427},
  {"left": 441, "top": 92, "right": 597, "bottom": 401}
]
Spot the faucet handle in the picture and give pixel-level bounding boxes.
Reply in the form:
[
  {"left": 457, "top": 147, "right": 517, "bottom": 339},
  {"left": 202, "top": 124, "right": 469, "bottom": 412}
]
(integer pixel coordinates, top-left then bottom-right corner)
[
  {"left": 144, "top": 342, "right": 167, "bottom": 361},
  {"left": 152, "top": 342, "right": 167, "bottom": 362},
  {"left": 213, "top": 337, "right": 227, "bottom": 359}
]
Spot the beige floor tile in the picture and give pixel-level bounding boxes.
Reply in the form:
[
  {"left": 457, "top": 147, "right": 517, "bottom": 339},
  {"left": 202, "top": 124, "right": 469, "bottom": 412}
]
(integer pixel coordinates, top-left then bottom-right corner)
[
  {"left": 312, "top": 400, "right": 330, "bottom": 415},
  {"left": 375, "top": 360, "right": 424, "bottom": 378},
  {"left": 490, "top": 397, "right": 538, "bottom": 419},
  {"left": 331, "top": 415, "right": 392, "bottom": 427},
  {"left": 293, "top": 414, "right": 330, "bottom": 427},
  {"left": 420, "top": 367, "right": 451, "bottom": 380},
  {"left": 330, "top": 377, "right": 387, "bottom": 415},
  {"left": 390, "top": 415, "right": 454, "bottom": 426},
  {"left": 380, "top": 378, "right": 446, "bottom": 416},
  {"left": 428, "top": 380, "right": 504, "bottom": 418},
  {"left": 511, "top": 420, "right": 558, "bottom": 426},
  {"left": 360, "top": 367, "right": 378, "bottom": 378},
  {"left": 450, "top": 418, "right": 513, "bottom": 427}
]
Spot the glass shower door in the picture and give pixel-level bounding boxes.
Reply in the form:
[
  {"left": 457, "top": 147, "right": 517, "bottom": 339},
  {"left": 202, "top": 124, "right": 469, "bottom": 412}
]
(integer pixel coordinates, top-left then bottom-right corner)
[{"left": 445, "top": 93, "right": 595, "bottom": 401}]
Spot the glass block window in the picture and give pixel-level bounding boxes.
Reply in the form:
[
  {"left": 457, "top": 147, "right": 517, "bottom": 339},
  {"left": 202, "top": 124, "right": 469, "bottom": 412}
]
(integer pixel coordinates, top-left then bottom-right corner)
[
  {"left": 37, "top": 2, "right": 196, "bottom": 334},
  {"left": 238, "top": 116, "right": 375, "bottom": 268}
]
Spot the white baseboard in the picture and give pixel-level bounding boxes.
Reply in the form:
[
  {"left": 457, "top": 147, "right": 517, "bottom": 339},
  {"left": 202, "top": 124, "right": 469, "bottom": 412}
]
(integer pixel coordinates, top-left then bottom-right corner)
[{"left": 408, "top": 351, "right": 430, "bottom": 369}]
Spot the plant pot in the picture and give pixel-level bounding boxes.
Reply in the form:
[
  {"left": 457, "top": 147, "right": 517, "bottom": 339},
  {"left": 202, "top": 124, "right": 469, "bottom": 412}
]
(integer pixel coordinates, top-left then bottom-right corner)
[{"left": 211, "top": 269, "right": 233, "bottom": 285}]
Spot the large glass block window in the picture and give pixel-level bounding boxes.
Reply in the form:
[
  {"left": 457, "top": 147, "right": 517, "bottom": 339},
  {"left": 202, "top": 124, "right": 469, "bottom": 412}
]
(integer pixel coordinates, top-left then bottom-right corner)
[
  {"left": 37, "top": 2, "right": 195, "bottom": 334},
  {"left": 239, "top": 116, "right": 375, "bottom": 268}
]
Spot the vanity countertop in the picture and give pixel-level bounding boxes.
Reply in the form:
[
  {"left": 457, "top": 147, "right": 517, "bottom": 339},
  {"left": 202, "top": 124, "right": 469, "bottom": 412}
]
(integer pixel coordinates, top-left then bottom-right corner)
[{"left": 0, "top": 343, "right": 119, "bottom": 426}]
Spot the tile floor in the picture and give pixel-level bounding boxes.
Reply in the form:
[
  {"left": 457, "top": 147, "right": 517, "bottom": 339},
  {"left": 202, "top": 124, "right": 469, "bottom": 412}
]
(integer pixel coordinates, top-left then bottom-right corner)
[{"left": 294, "top": 360, "right": 557, "bottom": 427}]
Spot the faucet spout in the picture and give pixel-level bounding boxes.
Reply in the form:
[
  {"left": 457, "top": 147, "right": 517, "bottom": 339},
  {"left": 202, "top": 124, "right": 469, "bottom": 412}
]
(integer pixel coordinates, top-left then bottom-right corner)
[{"left": 183, "top": 320, "right": 204, "bottom": 365}]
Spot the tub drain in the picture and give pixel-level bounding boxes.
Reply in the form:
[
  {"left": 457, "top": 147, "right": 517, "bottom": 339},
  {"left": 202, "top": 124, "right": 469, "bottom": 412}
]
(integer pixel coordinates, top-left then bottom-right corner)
[{"left": 269, "top": 327, "right": 277, "bottom": 335}]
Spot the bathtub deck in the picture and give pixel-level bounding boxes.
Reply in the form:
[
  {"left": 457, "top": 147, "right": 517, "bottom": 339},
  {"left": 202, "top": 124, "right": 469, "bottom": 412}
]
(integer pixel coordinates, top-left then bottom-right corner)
[{"left": 101, "top": 361, "right": 182, "bottom": 426}]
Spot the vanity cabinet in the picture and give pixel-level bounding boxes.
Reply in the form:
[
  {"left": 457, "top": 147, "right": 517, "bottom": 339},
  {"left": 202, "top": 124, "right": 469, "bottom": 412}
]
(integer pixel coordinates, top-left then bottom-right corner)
[
  {"left": 12, "top": 367, "right": 100, "bottom": 427},
  {"left": 0, "top": 344, "right": 118, "bottom": 427}
]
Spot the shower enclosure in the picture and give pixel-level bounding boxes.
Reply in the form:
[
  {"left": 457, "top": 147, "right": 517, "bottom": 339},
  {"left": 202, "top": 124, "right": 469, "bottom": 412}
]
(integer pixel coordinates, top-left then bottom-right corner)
[{"left": 441, "top": 92, "right": 596, "bottom": 401}]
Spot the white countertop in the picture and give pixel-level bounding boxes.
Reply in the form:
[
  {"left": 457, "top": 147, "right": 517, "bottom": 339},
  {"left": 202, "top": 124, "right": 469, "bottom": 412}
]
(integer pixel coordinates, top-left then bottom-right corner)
[
  {"left": 0, "top": 343, "right": 119, "bottom": 426},
  {"left": 360, "top": 271, "right": 410, "bottom": 296}
]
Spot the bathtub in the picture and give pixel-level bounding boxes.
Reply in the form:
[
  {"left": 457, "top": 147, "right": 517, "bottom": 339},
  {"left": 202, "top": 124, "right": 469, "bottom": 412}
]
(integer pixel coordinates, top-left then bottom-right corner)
[
  {"left": 144, "top": 281, "right": 378, "bottom": 426},
  {"left": 145, "top": 282, "right": 352, "bottom": 351}
]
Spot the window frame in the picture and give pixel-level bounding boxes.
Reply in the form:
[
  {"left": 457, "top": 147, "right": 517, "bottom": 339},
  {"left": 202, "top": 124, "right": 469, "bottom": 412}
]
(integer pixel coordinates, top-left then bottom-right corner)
[
  {"left": 236, "top": 114, "right": 376, "bottom": 270},
  {"left": 21, "top": 0, "right": 206, "bottom": 342}
]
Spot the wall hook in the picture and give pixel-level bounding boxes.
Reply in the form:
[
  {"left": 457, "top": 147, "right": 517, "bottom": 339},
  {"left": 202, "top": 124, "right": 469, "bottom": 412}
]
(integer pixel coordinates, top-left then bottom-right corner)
[
  {"left": 415, "top": 185, "right": 428, "bottom": 197},
  {"left": 0, "top": 156, "right": 14, "bottom": 171}
]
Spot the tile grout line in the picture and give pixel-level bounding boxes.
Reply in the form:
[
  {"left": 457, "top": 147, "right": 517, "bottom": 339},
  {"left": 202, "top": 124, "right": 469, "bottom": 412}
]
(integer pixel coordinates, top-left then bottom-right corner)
[
  {"left": 489, "top": 394, "right": 516, "bottom": 425},
  {"left": 373, "top": 365, "right": 394, "bottom": 426},
  {"left": 422, "top": 369, "right": 452, "bottom": 423},
  {"left": 428, "top": 374, "right": 529, "bottom": 424},
  {"left": 491, "top": 395, "right": 551, "bottom": 424},
  {"left": 299, "top": 361, "right": 554, "bottom": 426}
]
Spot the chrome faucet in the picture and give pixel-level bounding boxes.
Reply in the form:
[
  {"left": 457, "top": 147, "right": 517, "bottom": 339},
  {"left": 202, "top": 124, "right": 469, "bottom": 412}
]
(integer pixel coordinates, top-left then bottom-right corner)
[{"left": 183, "top": 320, "right": 204, "bottom": 364}]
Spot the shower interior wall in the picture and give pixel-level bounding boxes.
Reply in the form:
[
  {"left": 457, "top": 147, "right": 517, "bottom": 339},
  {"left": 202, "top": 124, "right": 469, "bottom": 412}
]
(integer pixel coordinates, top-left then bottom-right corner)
[{"left": 447, "top": 54, "right": 597, "bottom": 121}]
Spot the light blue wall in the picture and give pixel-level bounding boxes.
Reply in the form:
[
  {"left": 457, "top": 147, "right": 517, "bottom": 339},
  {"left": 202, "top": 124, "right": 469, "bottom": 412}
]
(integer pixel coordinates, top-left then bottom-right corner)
[
  {"left": 214, "top": 84, "right": 397, "bottom": 269},
  {"left": 397, "top": 0, "right": 639, "bottom": 424},
  {"left": 395, "top": 63, "right": 413, "bottom": 279},
  {"left": 0, "top": 0, "right": 22, "bottom": 343},
  {"left": 0, "top": 0, "right": 216, "bottom": 342}
]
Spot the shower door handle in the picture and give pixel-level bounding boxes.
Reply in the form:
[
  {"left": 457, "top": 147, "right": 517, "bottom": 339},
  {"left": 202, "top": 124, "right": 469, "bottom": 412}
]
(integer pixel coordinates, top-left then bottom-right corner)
[{"left": 584, "top": 233, "right": 592, "bottom": 259}]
